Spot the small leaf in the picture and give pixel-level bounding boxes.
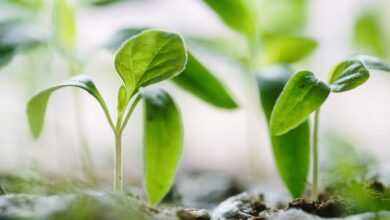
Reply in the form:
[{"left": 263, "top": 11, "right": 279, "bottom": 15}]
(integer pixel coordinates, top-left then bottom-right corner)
[
  {"left": 117, "top": 85, "right": 128, "bottom": 114},
  {"left": 203, "top": 0, "right": 256, "bottom": 39},
  {"left": 173, "top": 53, "right": 238, "bottom": 109},
  {"left": 270, "top": 71, "right": 330, "bottom": 135},
  {"left": 354, "top": 55, "right": 390, "bottom": 72},
  {"left": 26, "top": 75, "right": 107, "bottom": 138},
  {"left": 142, "top": 88, "right": 183, "bottom": 206},
  {"left": 353, "top": 10, "right": 386, "bottom": 57},
  {"left": 257, "top": 66, "right": 310, "bottom": 198},
  {"left": 53, "top": 0, "right": 76, "bottom": 52},
  {"left": 328, "top": 59, "right": 369, "bottom": 93},
  {"left": 114, "top": 29, "right": 187, "bottom": 96},
  {"left": 261, "top": 35, "right": 317, "bottom": 65}
]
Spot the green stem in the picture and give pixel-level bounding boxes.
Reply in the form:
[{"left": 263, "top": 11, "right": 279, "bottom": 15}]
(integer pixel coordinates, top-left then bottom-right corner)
[
  {"left": 120, "top": 95, "right": 142, "bottom": 133},
  {"left": 114, "top": 132, "right": 123, "bottom": 192},
  {"left": 0, "top": 185, "right": 5, "bottom": 195},
  {"left": 312, "top": 110, "right": 320, "bottom": 200}
]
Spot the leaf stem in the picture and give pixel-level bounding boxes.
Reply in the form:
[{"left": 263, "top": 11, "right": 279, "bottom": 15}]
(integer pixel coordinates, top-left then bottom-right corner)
[
  {"left": 312, "top": 110, "right": 320, "bottom": 200},
  {"left": 120, "top": 95, "right": 142, "bottom": 133}
]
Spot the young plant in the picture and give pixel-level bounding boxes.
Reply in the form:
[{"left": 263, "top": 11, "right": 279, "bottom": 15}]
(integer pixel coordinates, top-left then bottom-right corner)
[
  {"left": 198, "top": 0, "right": 317, "bottom": 198},
  {"left": 27, "top": 29, "right": 187, "bottom": 206},
  {"left": 270, "top": 55, "right": 390, "bottom": 199}
]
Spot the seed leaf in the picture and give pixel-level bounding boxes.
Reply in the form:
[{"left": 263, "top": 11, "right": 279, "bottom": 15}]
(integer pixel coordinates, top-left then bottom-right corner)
[
  {"left": 26, "top": 75, "right": 107, "bottom": 138},
  {"left": 114, "top": 30, "right": 187, "bottom": 96},
  {"left": 261, "top": 35, "right": 317, "bottom": 65},
  {"left": 203, "top": 0, "right": 256, "bottom": 39},
  {"left": 270, "top": 71, "right": 330, "bottom": 136},
  {"left": 53, "top": 0, "right": 76, "bottom": 52},
  {"left": 257, "top": 66, "right": 310, "bottom": 198},
  {"left": 328, "top": 59, "right": 369, "bottom": 93},
  {"left": 173, "top": 53, "right": 238, "bottom": 109},
  {"left": 142, "top": 88, "right": 183, "bottom": 206}
]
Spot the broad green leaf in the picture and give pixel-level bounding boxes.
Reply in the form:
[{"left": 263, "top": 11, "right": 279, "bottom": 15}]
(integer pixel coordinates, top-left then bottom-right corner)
[
  {"left": 270, "top": 71, "right": 330, "bottom": 135},
  {"left": 257, "top": 66, "right": 310, "bottom": 198},
  {"left": 105, "top": 27, "right": 147, "bottom": 51},
  {"left": 27, "top": 76, "right": 107, "bottom": 138},
  {"left": 353, "top": 10, "right": 386, "bottom": 58},
  {"left": 261, "top": 35, "right": 317, "bottom": 65},
  {"left": 173, "top": 53, "right": 238, "bottom": 109},
  {"left": 354, "top": 55, "right": 390, "bottom": 72},
  {"left": 258, "top": 0, "right": 306, "bottom": 35},
  {"left": 142, "top": 88, "right": 183, "bottom": 206},
  {"left": 328, "top": 60, "right": 369, "bottom": 93},
  {"left": 203, "top": 0, "right": 256, "bottom": 39},
  {"left": 114, "top": 30, "right": 187, "bottom": 96},
  {"left": 53, "top": 0, "right": 76, "bottom": 52}
]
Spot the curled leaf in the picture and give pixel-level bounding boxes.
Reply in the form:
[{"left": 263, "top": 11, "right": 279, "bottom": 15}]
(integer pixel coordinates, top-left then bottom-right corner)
[
  {"left": 26, "top": 76, "right": 108, "bottom": 138},
  {"left": 142, "top": 88, "right": 183, "bottom": 206},
  {"left": 270, "top": 71, "right": 330, "bottom": 136},
  {"left": 328, "top": 60, "right": 369, "bottom": 93}
]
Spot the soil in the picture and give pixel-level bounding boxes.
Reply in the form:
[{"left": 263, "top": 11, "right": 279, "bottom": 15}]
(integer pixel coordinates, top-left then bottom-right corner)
[{"left": 0, "top": 172, "right": 389, "bottom": 220}]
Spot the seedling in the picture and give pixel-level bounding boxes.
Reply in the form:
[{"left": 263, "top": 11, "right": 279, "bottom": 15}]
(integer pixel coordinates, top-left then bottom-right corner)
[
  {"left": 27, "top": 29, "right": 187, "bottom": 206},
  {"left": 270, "top": 55, "right": 390, "bottom": 199}
]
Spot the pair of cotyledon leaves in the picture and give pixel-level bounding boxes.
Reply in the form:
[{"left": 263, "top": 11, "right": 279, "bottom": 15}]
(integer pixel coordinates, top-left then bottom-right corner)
[
  {"left": 271, "top": 55, "right": 390, "bottom": 136},
  {"left": 26, "top": 30, "right": 212, "bottom": 206}
]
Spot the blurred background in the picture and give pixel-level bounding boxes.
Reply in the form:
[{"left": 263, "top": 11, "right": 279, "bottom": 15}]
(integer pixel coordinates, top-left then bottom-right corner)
[{"left": 1, "top": 0, "right": 390, "bottom": 188}]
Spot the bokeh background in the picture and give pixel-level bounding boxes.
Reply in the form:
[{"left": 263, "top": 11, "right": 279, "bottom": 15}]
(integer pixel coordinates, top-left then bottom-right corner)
[{"left": 1, "top": 0, "right": 390, "bottom": 187}]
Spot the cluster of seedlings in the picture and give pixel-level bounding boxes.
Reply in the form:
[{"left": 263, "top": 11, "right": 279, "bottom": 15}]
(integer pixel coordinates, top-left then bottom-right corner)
[{"left": 1, "top": 0, "right": 390, "bottom": 218}]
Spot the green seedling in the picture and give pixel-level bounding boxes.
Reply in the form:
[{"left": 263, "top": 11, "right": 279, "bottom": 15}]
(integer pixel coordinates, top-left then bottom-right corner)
[
  {"left": 270, "top": 55, "right": 390, "bottom": 199},
  {"left": 197, "top": 0, "right": 317, "bottom": 197},
  {"left": 27, "top": 29, "right": 187, "bottom": 206}
]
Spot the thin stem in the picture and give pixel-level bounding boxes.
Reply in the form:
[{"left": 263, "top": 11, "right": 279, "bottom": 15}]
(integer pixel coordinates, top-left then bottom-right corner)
[
  {"left": 312, "top": 110, "right": 320, "bottom": 200},
  {"left": 0, "top": 185, "right": 5, "bottom": 195},
  {"left": 114, "top": 132, "right": 123, "bottom": 192},
  {"left": 120, "top": 95, "right": 142, "bottom": 133}
]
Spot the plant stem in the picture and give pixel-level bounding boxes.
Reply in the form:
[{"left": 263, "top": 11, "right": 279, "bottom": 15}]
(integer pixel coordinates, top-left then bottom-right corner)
[
  {"left": 312, "top": 110, "right": 320, "bottom": 200},
  {"left": 0, "top": 185, "right": 5, "bottom": 195},
  {"left": 114, "top": 132, "right": 123, "bottom": 192}
]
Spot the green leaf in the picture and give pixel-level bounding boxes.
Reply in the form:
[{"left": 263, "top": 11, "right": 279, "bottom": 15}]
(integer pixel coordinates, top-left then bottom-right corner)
[
  {"left": 105, "top": 27, "right": 147, "bottom": 51},
  {"left": 353, "top": 10, "right": 386, "bottom": 58},
  {"left": 114, "top": 29, "right": 187, "bottom": 96},
  {"left": 270, "top": 71, "right": 330, "bottom": 135},
  {"left": 26, "top": 75, "right": 107, "bottom": 138},
  {"left": 142, "top": 88, "right": 183, "bottom": 206},
  {"left": 261, "top": 35, "right": 317, "bottom": 65},
  {"left": 257, "top": 66, "right": 310, "bottom": 198},
  {"left": 328, "top": 59, "right": 369, "bottom": 93},
  {"left": 173, "top": 53, "right": 238, "bottom": 109},
  {"left": 117, "top": 85, "right": 128, "bottom": 114},
  {"left": 88, "top": 0, "right": 124, "bottom": 6},
  {"left": 53, "top": 0, "right": 76, "bottom": 52},
  {"left": 203, "top": 0, "right": 256, "bottom": 39}
]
